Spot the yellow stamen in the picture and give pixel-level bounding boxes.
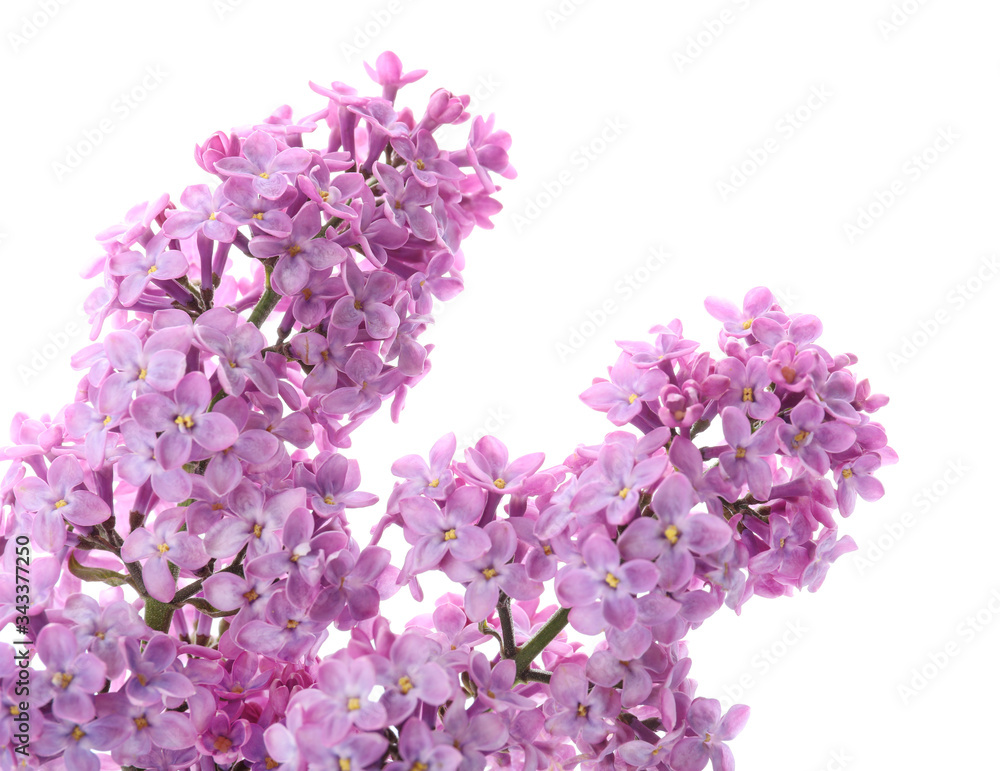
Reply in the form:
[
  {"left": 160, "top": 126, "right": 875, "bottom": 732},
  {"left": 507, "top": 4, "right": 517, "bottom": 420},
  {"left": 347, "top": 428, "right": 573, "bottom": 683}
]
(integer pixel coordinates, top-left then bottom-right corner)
[
  {"left": 353, "top": 299, "right": 363, "bottom": 310},
  {"left": 53, "top": 672, "right": 73, "bottom": 689},
  {"left": 286, "top": 619, "right": 298, "bottom": 629},
  {"left": 339, "top": 759, "right": 351, "bottom": 771},
  {"left": 543, "top": 544, "right": 552, "bottom": 556},
  {"left": 741, "top": 320, "right": 752, "bottom": 330},
  {"left": 482, "top": 567, "right": 498, "bottom": 579},
  {"left": 266, "top": 758, "right": 280, "bottom": 770},
  {"left": 157, "top": 543, "right": 170, "bottom": 554},
  {"left": 412, "top": 763, "right": 428, "bottom": 771},
  {"left": 443, "top": 529, "right": 457, "bottom": 541},
  {"left": 741, "top": 387, "right": 754, "bottom": 402},
  {"left": 259, "top": 172, "right": 270, "bottom": 179},
  {"left": 398, "top": 676, "right": 413, "bottom": 694},
  {"left": 214, "top": 736, "right": 233, "bottom": 752},
  {"left": 319, "top": 190, "right": 330, "bottom": 202},
  {"left": 288, "top": 244, "right": 301, "bottom": 257},
  {"left": 252, "top": 212, "right": 264, "bottom": 220},
  {"left": 175, "top": 414, "right": 195, "bottom": 429},
  {"left": 842, "top": 468, "right": 853, "bottom": 479},
  {"left": 415, "top": 159, "right": 426, "bottom": 171},
  {"left": 347, "top": 697, "right": 361, "bottom": 711},
  {"left": 664, "top": 524, "right": 680, "bottom": 545},
  {"left": 605, "top": 572, "right": 620, "bottom": 589},
  {"left": 618, "top": 487, "right": 630, "bottom": 499},
  {"left": 212, "top": 502, "right": 225, "bottom": 510},
  {"left": 627, "top": 393, "right": 639, "bottom": 405},
  {"left": 95, "top": 631, "right": 105, "bottom": 640},
  {"left": 779, "top": 538, "right": 786, "bottom": 548},
  {"left": 324, "top": 495, "right": 336, "bottom": 505},
  {"left": 232, "top": 685, "right": 244, "bottom": 694},
  {"left": 103, "top": 415, "right": 112, "bottom": 425},
  {"left": 493, "top": 478, "right": 506, "bottom": 489},
  {"left": 138, "top": 368, "right": 148, "bottom": 380},
  {"left": 137, "top": 674, "right": 147, "bottom": 686},
  {"left": 71, "top": 726, "right": 86, "bottom": 742},
  {"left": 209, "top": 212, "right": 217, "bottom": 220},
  {"left": 302, "top": 287, "right": 313, "bottom": 300},
  {"left": 792, "top": 430, "right": 809, "bottom": 448},
  {"left": 253, "top": 523, "right": 263, "bottom": 538},
  {"left": 54, "top": 500, "right": 68, "bottom": 509},
  {"left": 428, "top": 478, "right": 440, "bottom": 488},
  {"left": 577, "top": 704, "right": 588, "bottom": 717},
  {"left": 134, "top": 716, "right": 149, "bottom": 731},
  {"left": 243, "top": 589, "right": 259, "bottom": 602},
  {"left": 147, "top": 265, "right": 159, "bottom": 275},
  {"left": 290, "top": 554, "right": 299, "bottom": 562},
  {"left": 735, "top": 447, "right": 746, "bottom": 459},
  {"left": 9, "top": 705, "right": 19, "bottom": 716}
]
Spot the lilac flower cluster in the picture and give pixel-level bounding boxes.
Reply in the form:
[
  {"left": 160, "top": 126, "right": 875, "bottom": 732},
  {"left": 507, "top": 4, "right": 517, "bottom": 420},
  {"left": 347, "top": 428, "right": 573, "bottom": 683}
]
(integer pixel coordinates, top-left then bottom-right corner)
[{"left": 0, "top": 54, "right": 892, "bottom": 771}]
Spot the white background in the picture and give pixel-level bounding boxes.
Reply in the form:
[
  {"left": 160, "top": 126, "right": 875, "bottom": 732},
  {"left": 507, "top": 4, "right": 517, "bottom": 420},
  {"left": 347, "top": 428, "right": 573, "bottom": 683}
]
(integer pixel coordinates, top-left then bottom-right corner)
[{"left": 1, "top": 1, "right": 998, "bottom": 769}]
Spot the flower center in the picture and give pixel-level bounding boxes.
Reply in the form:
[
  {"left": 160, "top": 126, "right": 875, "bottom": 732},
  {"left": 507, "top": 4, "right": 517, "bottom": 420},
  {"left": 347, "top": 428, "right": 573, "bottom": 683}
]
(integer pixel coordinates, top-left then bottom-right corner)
[
  {"left": 54, "top": 499, "right": 68, "bottom": 509},
  {"left": 252, "top": 212, "right": 265, "bottom": 220},
  {"left": 735, "top": 447, "right": 747, "bottom": 459},
  {"left": 147, "top": 265, "right": 159, "bottom": 275},
  {"left": 577, "top": 703, "right": 588, "bottom": 717},
  {"left": 286, "top": 619, "right": 299, "bottom": 629},
  {"left": 741, "top": 387, "right": 754, "bottom": 402},
  {"left": 259, "top": 172, "right": 270, "bottom": 179},
  {"left": 415, "top": 159, "right": 426, "bottom": 170},
  {"left": 339, "top": 760, "right": 351, "bottom": 771},
  {"left": 288, "top": 244, "right": 302, "bottom": 257},
  {"left": 347, "top": 697, "right": 361, "bottom": 711},
  {"left": 627, "top": 393, "right": 639, "bottom": 404},
  {"left": 214, "top": 735, "right": 233, "bottom": 752},
  {"left": 174, "top": 414, "right": 195, "bottom": 429},
  {"left": 842, "top": 468, "right": 853, "bottom": 479},
  {"left": 604, "top": 572, "right": 620, "bottom": 589},
  {"left": 741, "top": 319, "right": 752, "bottom": 330},
  {"left": 792, "top": 430, "right": 809, "bottom": 448},
  {"left": 324, "top": 495, "right": 336, "bottom": 505},
  {"left": 664, "top": 524, "right": 680, "bottom": 545},
  {"left": 266, "top": 758, "right": 280, "bottom": 770},
  {"left": 253, "top": 524, "right": 263, "bottom": 538},
  {"left": 482, "top": 567, "right": 498, "bottom": 579},
  {"left": 71, "top": 725, "right": 86, "bottom": 742},
  {"left": 103, "top": 415, "right": 112, "bottom": 425},
  {"left": 157, "top": 543, "right": 170, "bottom": 554},
  {"left": 443, "top": 528, "right": 457, "bottom": 541},
  {"left": 243, "top": 589, "right": 259, "bottom": 602},
  {"left": 428, "top": 478, "right": 440, "bottom": 488},
  {"left": 134, "top": 715, "right": 148, "bottom": 731},
  {"left": 53, "top": 672, "right": 73, "bottom": 689},
  {"left": 618, "top": 487, "right": 630, "bottom": 499},
  {"left": 493, "top": 478, "right": 506, "bottom": 489},
  {"left": 398, "top": 675, "right": 413, "bottom": 694},
  {"left": 781, "top": 365, "right": 796, "bottom": 383}
]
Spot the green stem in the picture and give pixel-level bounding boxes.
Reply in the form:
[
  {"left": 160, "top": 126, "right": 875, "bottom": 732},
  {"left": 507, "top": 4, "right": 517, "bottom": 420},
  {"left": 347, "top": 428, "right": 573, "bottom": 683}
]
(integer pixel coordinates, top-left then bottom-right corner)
[
  {"left": 144, "top": 597, "right": 175, "bottom": 634},
  {"left": 497, "top": 593, "right": 517, "bottom": 659},
  {"left": 248, "top": 258, "right": 280, "bottom": 328},
  {"left": 513, "top": 606, "right": 570, "bottom": 678}
]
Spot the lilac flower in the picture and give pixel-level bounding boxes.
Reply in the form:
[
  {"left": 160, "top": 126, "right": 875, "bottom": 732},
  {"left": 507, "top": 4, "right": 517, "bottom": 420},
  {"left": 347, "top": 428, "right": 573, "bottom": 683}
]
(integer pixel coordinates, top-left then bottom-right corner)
[
  {"left": 116, "top": 420, "right": 192, "bottom": 503},
  {"left": 802, "top": 528, "right": 857, "bottom": 591},
  {"left": 571, "top": 441, "right": 667, "bottom": 525},
  {"left": 467, "top": 653, "right": 534, "bottom": 712},
  {"left": 194, "top": 711, "right": 249, "bottom": 766},
  {"left": 199, "top": 396, "right": 281, "bottom": 494},
  {"left": 407, "top": 251, "right": 463, "bottom": 315},
  {"left": 193, "top": 308, "right": 278, "bottom": 397},
  {"left": 776, "top": 400, "right": 856, "bottom": 475},
  {"left": 333, "top": 186, "right": 409, "bottom": 266},
  {"left": 214, "top": 129, "right": 312, "bottom": 198},
  {"left": 319, "top": 348, "right": 405, "bottom": 418},
  {"left": 33, "top": 623, "right": 107, "bottom": 723},
  {"left": 808, "top": 369, "right": 861, "bottom": 424},
  {"left": 455, "top": 436, "right": 545, "bottom": 495},
  {"left": 442, "top": 520, "right": 543, "bottom": 621},
  {"left": 99, "top": 325, "right": 190, "bottom": 399},
  {"left": 234, "top": 590, "right": 323, "bottom": 661},
  {"left": 391, "top": 129, "right": 464, "bottom": 187},
  {"left": 747, "top": 514, "right": 812, "bottom": 582},
  {"left": 314, "top": 656, "right": 387, "bottom": 735},
  {"left": 130, "top": 371, "right": 240, "bottom": 469},
  {"left": 330, "top": 258, "right": 400, "bottom": 339},
  {"left": 766, "top": 341, "right": 819, "bottom": 393},
  {"left": 298, "top": 164, "right": 365, "bottom": 221},
  {"left": 835, "top": 453, "right": 885, "bottom": 515},
  {"left": 33, "top": 714, "right": 131, "bottom": 771},
  {"left": 619, "top": 474, "right": 733, "bottom": 591},
  {"left": 555, "top": 533, "right": 659, "bottom": 633},
  {"left": 300, "top": 731, "right": 388, "bottom": 771},
  {"left": 715, "top": 356, "right": 780, "bottom": 420},
  {"left": 14, "top": 454, "right": 111, "bottom": 552},
  {"left": 364, "top": 50, "right": 427, "bottom": 103},
  {"left": 121, "top": 509, "right": 209, "bottom": 602},
  {"left": 438, "top": 701, "right": 508, "bottom": 771},
  {"left": 545, "top": 663, "right": 619, "bottom": 744},
  {"left": 291, "top": 324, "right": 356, "bottom": 397},
  {"left": 399, "top": 485, "right": 490, "bottom": 574},
  {"left": 245, "top": 506, "right": 323, "bottom": 606},
  {"left": 202, "top": 572, "right": 276, "bottom": 635},
  {"left": 161, "top": 183, "right": 236, "bottom": 241},
  {"left": 249, "top": 201, "right": 347, "bottom": 295},
  {"left": 204, "top": 482, "right": 302, "bottom": 559},
  {"left": 617, "top": 320, "right": 700, "bottom": 367},
  {"left": 718, "top": 407, "right": 778, "bottom": 501},
  {"left": 218, "top": 176, "right": 294, "bottom": 236},
  {"left": 586, "top": 627, "right": 657, "bottom": 708},
  {"left": 379, "top": 634, "right": 453, "bottom": 724},
  {"left": 63, "top": 380, "right": 131, "bottom": 469},
  {"left": 580, "top": 352, "right": 667, "bottom": 425},
  {"left": 387, "top": 717, "right": 462, "bottom": 771},
  {"left": 107, "top": 233, "right": 189, "bottom": 306},
  {"left": 670, "top": 698, "right": 749, "bottom": 771},
  {"left": 390, "top": 432, "right": 457, "bottom": 500},
  {"left": 704, "top": 286, "right": 774, "bottom": 338},
  {"left": 122, "top": 634, "right": 195, "bottom": 706},
  {"left": 62, "top": 594, "right": 144, "bottom": 678},
  {"left": 375, "top": 161, "right": 440, "bottom": 240},
  {"left": 101, "top": 693, "right": 197, "bottom": 764},
  {"left": 293, "top": 453, "right": 378, "bottom": 520}
]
